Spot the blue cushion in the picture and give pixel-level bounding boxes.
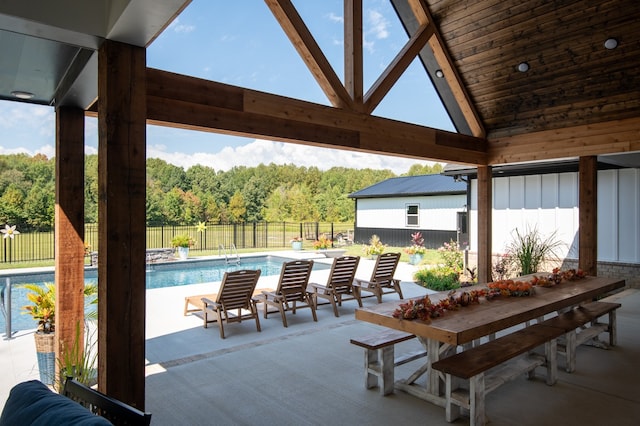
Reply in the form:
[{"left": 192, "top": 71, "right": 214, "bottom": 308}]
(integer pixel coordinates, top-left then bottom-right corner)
[{"left": 0, "top": 380, "right": 112, "bottom": 425}]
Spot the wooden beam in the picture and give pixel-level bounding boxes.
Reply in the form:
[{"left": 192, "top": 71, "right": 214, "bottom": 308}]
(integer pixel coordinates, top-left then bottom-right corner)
[
  {"left": 579, "top": 156, "right": 597, "bottom": 276},
  {"left": 488, "top": 117, "right": 640, "bottom": 164},
  {"left": 477, "top": 166, "right": 492, "bottom": 284},
  {"left": 344, "top": 0, "right": 363, "bottom": 109},
  {"left": 414, "top": 0, "right": 486, "bottom": 138},
  {"left": 264, "top": 0, "right": 353, "bottom": 109},
  {"left": 97, "top": 40, "right": 147, "bottom": 409},
  {"left": 363, "top": 23, "right": 434, "bottom": 114},
  {"left": 146, "top": 68, "right": 487, "bottom": 165},
  {"left": 55, "top": 106, "right": 86, "bottom": 384}
]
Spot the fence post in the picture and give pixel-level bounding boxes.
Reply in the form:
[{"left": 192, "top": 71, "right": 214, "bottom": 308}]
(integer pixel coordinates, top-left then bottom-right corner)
[{"left": 2, "top": 278, "right": 11, "bottom": 339}]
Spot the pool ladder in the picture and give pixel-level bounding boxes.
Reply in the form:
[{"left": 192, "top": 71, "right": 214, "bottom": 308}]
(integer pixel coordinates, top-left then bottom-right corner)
[{"left": 218, "top": 244, "right": 240, "bottom": 265}]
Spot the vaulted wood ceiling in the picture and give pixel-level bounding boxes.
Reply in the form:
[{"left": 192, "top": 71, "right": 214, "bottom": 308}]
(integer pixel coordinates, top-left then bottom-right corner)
[{"left": 418, "top": 0, "right": 640, "bottom": 166}]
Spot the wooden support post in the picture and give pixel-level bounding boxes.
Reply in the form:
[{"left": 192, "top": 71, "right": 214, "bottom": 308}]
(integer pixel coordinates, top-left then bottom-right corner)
[
  {"left": 579, "top": 156, "right": 597, "bottom": 276},
  {"left": 477, "top": 165, "right": 492, "bottom": 283},
  {"left": 55, "top": 106, "right": 86, "bottom": 384},
  {"left": 97, "top": 40, "right": 147, "bottom": 409}
]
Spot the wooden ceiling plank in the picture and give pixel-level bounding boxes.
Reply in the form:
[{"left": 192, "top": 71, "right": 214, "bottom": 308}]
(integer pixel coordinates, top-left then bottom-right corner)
[
  {"left": 363, "top": 23, "right": 434, "bottom": 114},
  {"left": 264, "top": 0, "right": 353, "bottom": 109},
  {"left": 344, "top": 0, "right": 363, "bottom": 108}
]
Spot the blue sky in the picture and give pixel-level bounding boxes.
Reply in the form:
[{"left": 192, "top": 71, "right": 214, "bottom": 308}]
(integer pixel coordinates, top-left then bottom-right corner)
[{"left": 0, "top": 0, "right": 453, "bottom": 174}]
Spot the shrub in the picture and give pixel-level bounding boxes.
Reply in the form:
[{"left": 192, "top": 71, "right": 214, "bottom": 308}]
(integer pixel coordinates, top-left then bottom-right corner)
[
  {"left": 414, "top": 266, "right": 460, "bottom": 292},
  {"left": 504, "top": 226, "right": 563, "bottom": 276},
  {"left": 438, "top": 239, "right": 464, "bottom": 273}
]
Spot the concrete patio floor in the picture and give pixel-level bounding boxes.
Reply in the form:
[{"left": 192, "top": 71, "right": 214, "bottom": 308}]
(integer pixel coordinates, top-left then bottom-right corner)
[{"left": 2, "top": 255, "right": 639, "bottom": 425}]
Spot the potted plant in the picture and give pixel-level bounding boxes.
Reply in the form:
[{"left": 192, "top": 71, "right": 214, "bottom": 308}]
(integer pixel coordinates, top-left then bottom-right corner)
[
  {"left": 290, "top": 236, "right": 303, "bottom": 250},
  {"left": 362, "top": 234, "right": 386, "bottom": 259},
  {"left": 171, "top": 234, "right": 196, "bottom": 260},
  {"left": 20, "top": 282, "right": 98, "bottom": 386},
  {"left": 312, "top": 235, "right": 332, "bottom": 250},
  {"left": 404, "top": 232, "right": 427, "bottom": 265}
]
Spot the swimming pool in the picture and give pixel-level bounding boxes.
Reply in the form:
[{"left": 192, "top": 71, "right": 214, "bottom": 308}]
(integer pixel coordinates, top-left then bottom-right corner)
[{"left": 0, "top": 255, "right": 327, "bottom": 333}]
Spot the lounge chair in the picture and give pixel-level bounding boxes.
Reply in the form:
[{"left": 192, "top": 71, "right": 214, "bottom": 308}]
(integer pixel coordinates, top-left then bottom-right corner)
[
  {"left": 262, "top": 259, "right": 316, "bottom": 327},
  {"left": 353, "top": 252, "right": 403, "bottom": 303},
  {"left": 201, "top": 269, "right": 262, "bottom": 339},
  {"left": 309, "top": 255, "right": 361, "bottom": 317}
]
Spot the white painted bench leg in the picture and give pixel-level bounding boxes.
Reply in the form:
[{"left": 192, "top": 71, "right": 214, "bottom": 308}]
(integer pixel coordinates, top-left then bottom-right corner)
[
  {"left": 379, "top": 346, "right": 395, "bottom": 395},
  {"left": 364, "top": 348, "right": 378, "bottom": 390},
  {"left": 444, "top": 373, "right": 460, "bottom": 422},
  {"left": 565, "top": 330, "right": 577, "bottom": 373},
  {"left": 364, "top": 346, "right": 395, "bottom": 395},
  {"left": 469, "top": 373, "right": 486, "bottom": 426},
  {"left": 545, "top": 339, "right": 558, "bottom": 385},
  {"left": 609, "top": 310, "right": 617, "bottom": 346}
]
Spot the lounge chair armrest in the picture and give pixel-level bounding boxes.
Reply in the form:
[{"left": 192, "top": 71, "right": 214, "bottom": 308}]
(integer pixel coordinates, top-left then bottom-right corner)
[
  {"left": 353, "top": 279, "right": 374, "bottom": 288},
  {"left": 261, "top": 290, "right": 283, "bottom": 302},
  {"left": 308, "top": 283, "right": 328, "bottom": 293},
  {"left": 201, "top": 297, "right": 219, "bottom": 308}
]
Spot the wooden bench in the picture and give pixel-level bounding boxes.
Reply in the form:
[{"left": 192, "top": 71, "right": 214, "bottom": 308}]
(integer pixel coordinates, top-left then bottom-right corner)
[
  {"left": 350, "top": 329, "right": 427, "bottom": 395},
  {"left": 431, "top": 324, "right": 565, "bottom": 426},
  {"left": 540, "top": 301, "right": 621, "bottom": 372}
]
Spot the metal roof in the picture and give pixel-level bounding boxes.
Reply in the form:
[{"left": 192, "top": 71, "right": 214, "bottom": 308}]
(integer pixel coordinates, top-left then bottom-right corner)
[{"left": 348, "top": 174, "right": 466, "bottom": 199}]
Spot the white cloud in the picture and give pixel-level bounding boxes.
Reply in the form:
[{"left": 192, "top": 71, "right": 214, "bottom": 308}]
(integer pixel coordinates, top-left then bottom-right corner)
[
  {"left": 327, "top": 12, "right": 343, "bottom": 23},
  {"left": 367, "top": 10, "right": 390, "bottom": 40},
  {"left": 169, "top": 18, "right": 195, "bottom": 34},
  {"left": 147, "top": 139, "right": 434, "bottom": 175}
]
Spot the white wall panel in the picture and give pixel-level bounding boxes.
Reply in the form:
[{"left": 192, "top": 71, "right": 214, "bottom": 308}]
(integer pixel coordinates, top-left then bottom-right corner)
[
  {"left": 509, "top": 176, "right": 525, "bottom": 209},
  {"left": 617, "top": 169, "right": 639, "bottom": 262},
  {"left": 541, "top": 174, "right": 558, "bottom": 208},
  {"left": 525, "top": 175, "right": 542, "bottom": 209},
  {"left": 598, "top": 170, "right": 617, "bottom": 261}
]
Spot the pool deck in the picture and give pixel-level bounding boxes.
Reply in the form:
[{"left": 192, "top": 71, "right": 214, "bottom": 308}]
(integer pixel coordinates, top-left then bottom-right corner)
[{"left": 2, "top": 252, "right": 640, "bottom": 425}]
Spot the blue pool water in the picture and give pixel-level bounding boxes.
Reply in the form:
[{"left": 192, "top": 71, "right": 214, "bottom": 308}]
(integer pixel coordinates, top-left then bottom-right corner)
[{"left": 0, "top": 255, "right": 326, "bottom": 333}]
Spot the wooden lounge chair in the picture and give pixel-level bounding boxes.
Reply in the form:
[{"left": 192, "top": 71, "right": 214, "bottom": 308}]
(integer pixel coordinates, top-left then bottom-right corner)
[
  {"left": 201, "top": 269, "right": 262, "bottom": 339},
  {"left": 353, "top": 252, "right": 403, "bottom": 303},
  {"left": 309, "top": 255, "right": 361, "bottom": 317},
  {"left": 262, "top": 259, "right": 316, "bottom": 327}
]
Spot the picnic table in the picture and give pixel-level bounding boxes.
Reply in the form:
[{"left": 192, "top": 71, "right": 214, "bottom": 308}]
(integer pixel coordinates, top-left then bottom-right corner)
[{"left": 354, "top": 275, "right": 625, "bottom": 409}]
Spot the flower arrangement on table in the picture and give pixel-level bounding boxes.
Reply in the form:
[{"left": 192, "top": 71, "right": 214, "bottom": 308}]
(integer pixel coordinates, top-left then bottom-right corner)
[
  {"left": 393, "top": 268, "right": 587, "bottom": 322},
  {"left": 313, "top": 235, "right": 332, "bottom": 250},
  {"left": 404, "top": 231, "right": 427, "bottom": 255},
  {"left": 362, "top": 234, "right": 386, "bottom": 256},
  {"left": 290, "top": 236, "right": 303, "bottom": 243}
]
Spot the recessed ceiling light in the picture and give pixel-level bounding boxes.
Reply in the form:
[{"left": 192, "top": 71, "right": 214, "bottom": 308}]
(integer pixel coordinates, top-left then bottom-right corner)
[
  {"left": 435, "top": 69, "right": 444, "bottom": 78},
  {"left": 10, "top": 90, "right": 35, "bottom": 100},
  {"left": 604, "top": 38, "right": 618, "bottom": 49},
  {"left": 517, "top": 62, "right": 530, "bottom": 73}
]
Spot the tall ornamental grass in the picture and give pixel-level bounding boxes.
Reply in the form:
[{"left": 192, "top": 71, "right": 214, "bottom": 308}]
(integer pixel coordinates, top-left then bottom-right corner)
[{"left": 505, "top": 226, "right": 563, "bottom": 276}]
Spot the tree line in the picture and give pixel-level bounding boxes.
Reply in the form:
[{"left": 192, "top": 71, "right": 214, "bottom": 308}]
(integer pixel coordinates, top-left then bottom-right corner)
[{"left": 0, "top": 153, "right": 443, "bottom": 231}]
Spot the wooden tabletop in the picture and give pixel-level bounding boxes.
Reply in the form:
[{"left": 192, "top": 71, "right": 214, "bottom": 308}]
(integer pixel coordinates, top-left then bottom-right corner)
[{"left": 355, "top": 276, "right": 625, "bottom": 345}]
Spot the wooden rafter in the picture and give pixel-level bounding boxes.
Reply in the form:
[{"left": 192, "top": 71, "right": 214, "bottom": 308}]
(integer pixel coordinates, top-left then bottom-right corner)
[
  {"left": 408, "top": 0, "right": 485, "bottom": 138},
  {"left": 344, "top": 0, "right": 363, "bottom": 109},
  {"left": 363, "top": 23, "right": 434, "bottom": 114},
  {"left": 264, "top": 0, "right": 353, "bottom": 109}
]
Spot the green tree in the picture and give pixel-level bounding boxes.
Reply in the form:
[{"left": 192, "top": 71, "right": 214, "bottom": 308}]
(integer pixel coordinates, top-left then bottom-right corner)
[
  {"left": 24, "top": 182, "right": 55, "bottom": 229},
  {"left": 228, "top": 191, "right": 246, "bottom": 223}
]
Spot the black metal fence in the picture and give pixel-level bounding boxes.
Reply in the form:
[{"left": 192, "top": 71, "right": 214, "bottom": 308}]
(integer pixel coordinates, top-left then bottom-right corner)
[{"left": 0, "top": 222, "right": 354, "bottom": 264}]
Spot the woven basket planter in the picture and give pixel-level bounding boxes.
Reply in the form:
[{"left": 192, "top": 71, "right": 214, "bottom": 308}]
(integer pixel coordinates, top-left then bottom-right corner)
[{"left": 34, "top": 332, "right": 55, "bottom": 385}]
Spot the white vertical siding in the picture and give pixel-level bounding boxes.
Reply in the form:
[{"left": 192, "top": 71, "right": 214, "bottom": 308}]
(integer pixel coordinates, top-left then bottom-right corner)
[
  {"left": 355, "top": 195, "right": 466, "bottom": 230},
  {"left": 470, "top": 169, "right": 640, "bottom": 263}
]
